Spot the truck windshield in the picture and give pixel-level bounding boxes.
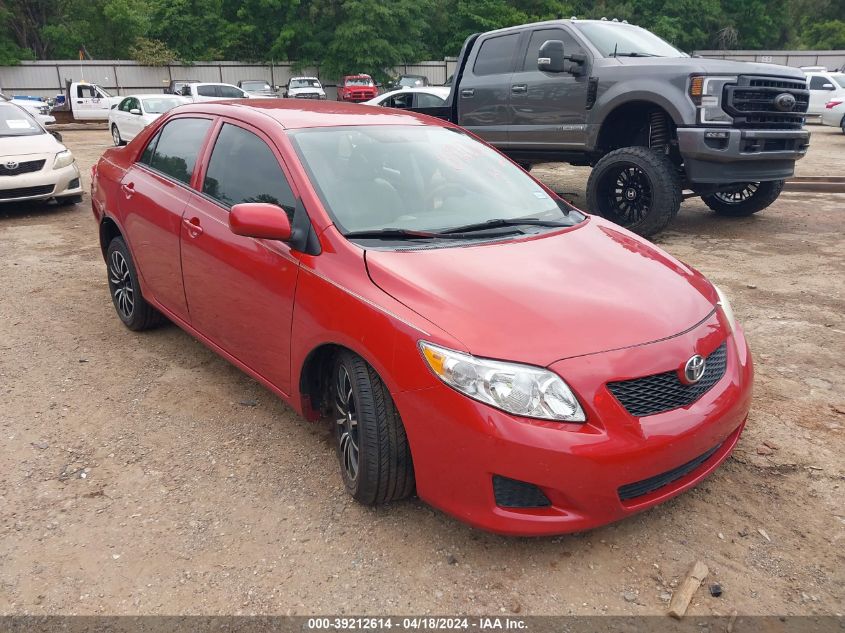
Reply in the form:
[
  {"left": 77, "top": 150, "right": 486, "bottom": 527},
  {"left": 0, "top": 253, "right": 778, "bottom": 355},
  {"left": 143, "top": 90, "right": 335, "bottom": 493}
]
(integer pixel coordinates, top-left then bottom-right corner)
[
  {"left": 0, "top": 103, "right": 43, "bottom": 136},
  {"left": 345, "top": 78, "right": 373, "bottom": 86},
  {"left": 288, "top": 125, "right": 582, "bottom": 236},
  {"left": 573, "top": 22, "right": 686, "bottom": 58},
  {"left": 290, "top": 79, "right": 321, "bottom": 88}
]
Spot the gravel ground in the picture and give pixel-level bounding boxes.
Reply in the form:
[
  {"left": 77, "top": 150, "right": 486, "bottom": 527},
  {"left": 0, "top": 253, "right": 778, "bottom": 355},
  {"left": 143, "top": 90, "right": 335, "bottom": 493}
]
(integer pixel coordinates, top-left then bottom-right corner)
[{"left": 0, "top": 125, "right": 843, "bottom": 617}]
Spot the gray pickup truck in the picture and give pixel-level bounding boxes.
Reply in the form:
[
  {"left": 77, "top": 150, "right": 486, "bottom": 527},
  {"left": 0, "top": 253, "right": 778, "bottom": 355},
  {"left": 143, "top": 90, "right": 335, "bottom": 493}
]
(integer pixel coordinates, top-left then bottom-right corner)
[{"left": 410, "top": 19, "right": 811, "bottom": 236}]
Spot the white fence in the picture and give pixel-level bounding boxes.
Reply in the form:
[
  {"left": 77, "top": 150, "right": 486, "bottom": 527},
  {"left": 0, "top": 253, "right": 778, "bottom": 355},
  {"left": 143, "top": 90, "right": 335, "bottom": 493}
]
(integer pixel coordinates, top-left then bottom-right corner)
[
  {"left": 694, "top": 49, "right": 845, "bottom": 70},
  {"left": 0, "top": 59, "right": 460, "bottom": 100}
]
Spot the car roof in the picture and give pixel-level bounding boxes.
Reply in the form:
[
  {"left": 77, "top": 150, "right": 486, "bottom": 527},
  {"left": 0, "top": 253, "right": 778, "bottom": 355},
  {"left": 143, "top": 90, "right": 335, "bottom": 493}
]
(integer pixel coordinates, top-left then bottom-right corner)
[
  {"left": 121, "top": 93, "right": 185, "bottom": 100},
  {"left": 379, "top": 87, "right": 450, "bottom": 96},
  {"left": 171, "top": 99, "right": 450, "bottom": 130},
  {"left": 290, "top": 76, "right": 320, "bottom": 81}
]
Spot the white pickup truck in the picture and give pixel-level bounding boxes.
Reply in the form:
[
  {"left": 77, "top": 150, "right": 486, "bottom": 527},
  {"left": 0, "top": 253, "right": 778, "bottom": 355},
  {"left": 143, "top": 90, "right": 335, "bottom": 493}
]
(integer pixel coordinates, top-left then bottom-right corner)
[{"left": 51, "top": 81, "right": 122, "bottom": 123}]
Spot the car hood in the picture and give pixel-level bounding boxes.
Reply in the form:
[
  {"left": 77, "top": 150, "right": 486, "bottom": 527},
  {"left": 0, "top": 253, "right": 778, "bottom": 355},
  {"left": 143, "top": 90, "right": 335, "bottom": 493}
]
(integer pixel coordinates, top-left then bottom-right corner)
[
  {"left": 617, "top": 56, "right": 807, "bottom": 80},
  {"left": 365, "top": 219, "right": 719, "bottom": 366},
  {"left": 0, "top": 132, "right": 60, "bottom": 156}
]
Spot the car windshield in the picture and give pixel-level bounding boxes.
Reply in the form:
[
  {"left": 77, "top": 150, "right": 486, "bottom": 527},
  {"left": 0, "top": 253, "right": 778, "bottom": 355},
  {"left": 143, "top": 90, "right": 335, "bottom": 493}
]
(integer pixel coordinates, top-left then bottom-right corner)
[
  {"left": 573, "top": 22, "right": 686, "bottom": 58},
  {"left": 142, "top": 97, "right": 184, "bottom": 114},
  {"left": 398, "top": 77, "right": 424, "bottom": 87},
  {"left": 831, "top": 74, "right": 845, "bottom": 88},
  {"left": 288, "top": 125, "right": 583, "bottom": 237},
  {"left": 290, "top": 79, "right": 320, "bottom": 89},
  {"left": 0, "top": 103, "right": 42, "bottom": 136},
  {"left": 242, "top": 81, "right": 270, "bottom": 91},
  {"left": 346, "top": 77, "right": 373, "bottom": 86}
]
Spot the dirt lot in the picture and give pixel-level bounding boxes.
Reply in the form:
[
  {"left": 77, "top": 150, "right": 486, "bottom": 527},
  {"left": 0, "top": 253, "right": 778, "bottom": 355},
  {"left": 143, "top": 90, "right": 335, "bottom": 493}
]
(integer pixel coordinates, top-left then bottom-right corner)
[{"left": 1, "top": 125, "right": 843, "bottom": 617}]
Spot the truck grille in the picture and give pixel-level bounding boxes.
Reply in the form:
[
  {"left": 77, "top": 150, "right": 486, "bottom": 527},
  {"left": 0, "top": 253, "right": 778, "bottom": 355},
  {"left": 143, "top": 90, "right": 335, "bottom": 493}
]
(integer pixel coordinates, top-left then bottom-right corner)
[
  {"left": 607, "top": 342, "right": 728, "bottom": 417},
  {"left": 618, "top": 443, "right": 722, "bottom": 501},
  {"left": 0, "top": 184, "right": 54, "bottom": 199},
  {"left": 723, "top": 75, "right": 808, "bottom": 129},
  {"left": 0, "top": 159, "right": 46, "bottom": 176}
]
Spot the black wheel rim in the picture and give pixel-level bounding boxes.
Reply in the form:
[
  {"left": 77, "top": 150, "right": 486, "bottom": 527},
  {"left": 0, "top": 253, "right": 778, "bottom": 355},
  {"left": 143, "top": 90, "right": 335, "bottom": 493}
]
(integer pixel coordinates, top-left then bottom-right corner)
[
  {"left": 596, "top": 163, "right": 653, "bottom": 226},
  {"left": 334, "top": 365, "right": 359, "bottom": 482},
  {"left": 713, "top": 183, "right": 759, "bottom": 205},
  {"left": 108, "top": 250, "right": 134, "bottom": 319}
]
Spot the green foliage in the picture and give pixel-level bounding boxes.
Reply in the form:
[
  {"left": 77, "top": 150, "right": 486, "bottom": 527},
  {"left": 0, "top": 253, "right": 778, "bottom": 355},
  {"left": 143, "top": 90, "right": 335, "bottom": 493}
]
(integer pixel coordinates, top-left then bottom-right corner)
[
  {"left": 801, "top": 19, "right": 845, "bottom": 49},
  {"left": 130, "top": 37, "right": 177, "bottom": 65}
]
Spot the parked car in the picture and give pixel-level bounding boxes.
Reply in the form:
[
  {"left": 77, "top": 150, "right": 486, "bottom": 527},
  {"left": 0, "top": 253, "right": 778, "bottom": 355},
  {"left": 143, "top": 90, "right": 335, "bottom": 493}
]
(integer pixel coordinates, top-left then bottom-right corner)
[
  {"left": 284, "top": 77, "right": 327, "bottom": 100},
  {"left": 0, "top": 101, "right": 82, "bottom": 205},
  {"left": 164, "top": 79, "right": 199, "bottom": 95},
  {"left": 91, "top": 100, "right": 753, "bottom": 536},
  {"left": 410, "top": 19, "right": 811, "bottom": 237},
  {"left": 109, "top": 94, "right": 188, "bottom": 146},
  {"left": 364, "top": 87, "right": 451, "bottom": 109},
  {"left": 821, "top": 97, "right": 845, "bottom": 133},
  {"left": 0, "top": 92, "right": 54, "bottom": 126},
  {"left": 179, "top": 82, "right": 251, "bottom": 102},
  {"left": 336, "top": 74, "right": 377, "bottom": 102},
  {"left": 51, "top": 81, "right": 122, "bottom": 123},
  {"left": 391, "top": 74, "right": 430, "bottom": 90},
  {"left": 238, "top": 79, "right": 280, "bottom": 98},
  {"left": 802, "top": 68, "right": 845, "bottom": 120}
]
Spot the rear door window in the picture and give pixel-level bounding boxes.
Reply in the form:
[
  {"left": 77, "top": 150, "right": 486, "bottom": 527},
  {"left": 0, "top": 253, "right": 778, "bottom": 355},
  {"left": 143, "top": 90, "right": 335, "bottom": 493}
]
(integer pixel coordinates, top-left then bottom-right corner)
[
  {"left": 218, "top": 85, "right": 245, "bottom": 98},
  {"left": 145, "top": 118, "right": 212, "bottom": 185},
  {"left": 202, "top": 123, "right": 296, "bottom": 221},
  {"left": 415, "top": 92, "right": 446, "bottom": 107},
  {"left": 473, "top": 34, "right": 520, "bottom": 76},
  {"left": 197, "top": 85, "right": 218, "bottom": 97}
]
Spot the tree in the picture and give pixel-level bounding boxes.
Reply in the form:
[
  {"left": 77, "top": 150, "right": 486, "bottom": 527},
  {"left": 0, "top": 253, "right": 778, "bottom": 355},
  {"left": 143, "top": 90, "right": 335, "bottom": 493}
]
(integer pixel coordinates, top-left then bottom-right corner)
[{"left": 801, "top": 19, "right": 845, "bottom": 49}]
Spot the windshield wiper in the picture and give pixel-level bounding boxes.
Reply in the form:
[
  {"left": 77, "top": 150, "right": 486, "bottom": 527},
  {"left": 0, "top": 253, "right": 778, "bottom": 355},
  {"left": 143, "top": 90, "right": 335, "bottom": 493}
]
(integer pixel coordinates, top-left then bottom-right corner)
[
  {"left": 439, "top": 217, "right": 572, "bottom": 235},
  {"left": 614, "top": 52, "right": 662, "bottom": 57},
  {"left": 342, "top": 228, "right": 482, "bottom": 240}
]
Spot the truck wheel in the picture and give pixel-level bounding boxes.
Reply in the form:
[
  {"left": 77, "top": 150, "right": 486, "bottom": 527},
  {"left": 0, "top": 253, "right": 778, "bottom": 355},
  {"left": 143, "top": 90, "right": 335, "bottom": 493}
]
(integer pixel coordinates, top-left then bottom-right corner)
[
  {"left": 586, "top": 147, "right": 681, "bottom": 237},
  {"left": 701, "top": 181, "right": 784, "bottom": 217}
]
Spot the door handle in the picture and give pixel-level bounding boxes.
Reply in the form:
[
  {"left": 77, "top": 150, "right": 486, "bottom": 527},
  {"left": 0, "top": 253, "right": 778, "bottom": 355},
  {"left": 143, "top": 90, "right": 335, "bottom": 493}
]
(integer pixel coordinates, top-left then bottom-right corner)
[
  {"left": 183, "top": 216, "right": 203, "bottom": 237},
  {"left": 121, "top": 182, "right": 135, "bottom": 198},
  {"left": 76, "top": 100, "right": 83, "bottom": 104},
  {"left": 460, "top": 89, "right": 475, "bottom": 98},
  {"left": 511, "top": 84, "right": 528, "bottom": 94}
]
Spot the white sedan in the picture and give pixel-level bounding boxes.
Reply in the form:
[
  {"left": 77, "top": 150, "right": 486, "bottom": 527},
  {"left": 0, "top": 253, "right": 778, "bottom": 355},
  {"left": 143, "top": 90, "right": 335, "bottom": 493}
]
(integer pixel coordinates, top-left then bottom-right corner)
[
  {"left": 0, "top": 92, "right": 54, "bottom": 126},
  {"left": 364, "top": 87, "right": 451, "bottom": 110},
  {"left": 821, "top": 97, "right": 845, "bottom": 134},
  {"left": 109, "top": 94, "right": 188, "bottom": 146}
]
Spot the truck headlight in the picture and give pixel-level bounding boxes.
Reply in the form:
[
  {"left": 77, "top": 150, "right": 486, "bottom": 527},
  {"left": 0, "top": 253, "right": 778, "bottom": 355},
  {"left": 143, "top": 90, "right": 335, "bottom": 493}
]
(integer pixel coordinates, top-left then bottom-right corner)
[
  {"left": 714, "top": 285, "right": 737, "bottom": 333},
  {"left": 53, "top": 149, "right": 75, "bottom": 169},
  {"left": 419, "top": 342, "right": 586, "bottom": 422},
  {"left": 689, "top": 75, "right": 737, "bottom": 125}
]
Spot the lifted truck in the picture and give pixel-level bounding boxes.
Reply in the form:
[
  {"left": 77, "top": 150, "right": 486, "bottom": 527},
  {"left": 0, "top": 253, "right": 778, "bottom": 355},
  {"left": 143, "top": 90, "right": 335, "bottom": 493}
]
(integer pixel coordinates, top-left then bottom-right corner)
[
  {"left": 51, "top": 81, "right": 122, "bottom": 124},
  {"left": 411, "top": 19, "right": 811, "bottom": 236}
]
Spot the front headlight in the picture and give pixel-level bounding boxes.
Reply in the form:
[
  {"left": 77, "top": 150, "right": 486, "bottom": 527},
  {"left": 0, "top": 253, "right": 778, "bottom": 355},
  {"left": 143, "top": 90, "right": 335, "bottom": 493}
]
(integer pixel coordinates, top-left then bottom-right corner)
[
  {"left": 689, "top": 75, "right": 737, "bottom": 125},
  {"left": 419, "top": 342, "right": 586, "bottom": 422},
  {"left": 53, "top": 149, "right": 74, "bottom": 170},
  {"left": 714, "top": 285, "right": 737, "bottom": 333}
]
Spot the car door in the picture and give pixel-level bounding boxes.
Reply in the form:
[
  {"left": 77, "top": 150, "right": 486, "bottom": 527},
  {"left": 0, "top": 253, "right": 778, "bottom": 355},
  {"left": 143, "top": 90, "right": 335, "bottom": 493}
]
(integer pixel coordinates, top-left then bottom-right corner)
[
  {"left": 119, "top": 116, "right": 214, "bottom": 323},
  {"left": 508, "top": 26, "right": 591, "bottom": 148},
  {"left": 112, "top": 97, "right": 131, "bottom": 134},
  {"left": 74, "top": 85, "right": 102, "bottom": 120},
  {"left": 457, "top": 32, "right": 521, "bottom": 144},
  {"left": 195, "top": 85, "right": 219, "bottom": 102},
  {"left": 808, "top": 75, "right": 837, "bottom": 115},
  {"left": 179, "top": 120, "right": 301, "bottom": 393},
  {"left": 123, "top": 98, "right": 144, "bottom": 139}
]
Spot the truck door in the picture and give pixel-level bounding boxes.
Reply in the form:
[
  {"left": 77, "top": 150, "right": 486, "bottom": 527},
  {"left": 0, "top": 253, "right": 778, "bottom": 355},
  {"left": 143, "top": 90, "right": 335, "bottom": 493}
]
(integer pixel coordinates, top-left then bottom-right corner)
[
  {"left": 508, "top": 27, "right": 591, "bottom": 149},
  {"left": 457, "top": 32, "right": 521, "bottom": 145},
  {"left": 74, "top": 84, "right": 113, "bottom": 120}
]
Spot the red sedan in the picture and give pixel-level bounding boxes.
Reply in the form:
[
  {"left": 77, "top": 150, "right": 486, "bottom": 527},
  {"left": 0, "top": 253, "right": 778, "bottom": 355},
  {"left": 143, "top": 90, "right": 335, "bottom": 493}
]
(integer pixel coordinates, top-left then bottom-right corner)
[{"left": 91, "top": 100, "right": 753, "bottom": 536}]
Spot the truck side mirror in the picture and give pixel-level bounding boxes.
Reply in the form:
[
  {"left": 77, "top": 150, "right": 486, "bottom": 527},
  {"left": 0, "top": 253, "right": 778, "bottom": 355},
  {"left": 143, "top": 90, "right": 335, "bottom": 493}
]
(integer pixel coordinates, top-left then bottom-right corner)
[{"left": 538, "top": 40, "right": 566, "bottom": 73}]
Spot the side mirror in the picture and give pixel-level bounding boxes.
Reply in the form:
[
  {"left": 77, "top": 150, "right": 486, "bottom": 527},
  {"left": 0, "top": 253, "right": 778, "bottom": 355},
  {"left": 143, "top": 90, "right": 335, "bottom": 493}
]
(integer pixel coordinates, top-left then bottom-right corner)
[
  {"left": 130, "top": 108, "right": 141, "bottom": 115},
  {"left": 538, "top": 40, "right": 566, "bottom": 73},
  {"left": 822, "top": 83, "right": 835, "bottom": 89},
  {"left": 51, "top": 131, "right": 63, "bottom": 142},
  {"left": 229, "top": 203, "right": 292, "bottom": 241}
]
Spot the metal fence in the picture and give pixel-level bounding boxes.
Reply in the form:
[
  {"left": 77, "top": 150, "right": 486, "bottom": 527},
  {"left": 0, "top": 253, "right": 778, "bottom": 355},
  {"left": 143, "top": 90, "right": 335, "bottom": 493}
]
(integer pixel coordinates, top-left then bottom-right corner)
[
  {"left": 694, "top": 49, "right": 845, "bottom": 70},
  {"left": 0, "top": 59, "right": 459, "bottom": 100}
]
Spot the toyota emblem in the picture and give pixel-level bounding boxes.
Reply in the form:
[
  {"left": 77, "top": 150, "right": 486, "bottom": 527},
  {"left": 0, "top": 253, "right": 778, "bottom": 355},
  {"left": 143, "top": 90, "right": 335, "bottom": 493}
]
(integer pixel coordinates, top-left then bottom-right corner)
[
  {"left": 5, "top": 160, "right": 19, "bottom": 170},
  {"left": 773, "top": 92, "right": 796, "bottom": 112},
  {"left": 682, "top": 355, "right": 706, "bottom": 384}
]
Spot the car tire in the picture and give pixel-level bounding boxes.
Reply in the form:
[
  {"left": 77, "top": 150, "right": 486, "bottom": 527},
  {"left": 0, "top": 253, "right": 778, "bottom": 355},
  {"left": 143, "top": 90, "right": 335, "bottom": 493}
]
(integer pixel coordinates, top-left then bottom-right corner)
[
  {"left": 111, "top": 124, "right": 125, "bottom": 147},
  {"left": 586, "top": 146, "right": 681, "bottom": 237},
  {"left": 331, "top": 351, "right": 415, "bottom": 505},
  {"left": 106, "top": 236, "right": 165, "bottom": 331},
  {"left": 841, "top": 116, "right": 845, "bottom": 135},
  {"left": 701, "top": 180, "right": 784, "bottom": 217}
]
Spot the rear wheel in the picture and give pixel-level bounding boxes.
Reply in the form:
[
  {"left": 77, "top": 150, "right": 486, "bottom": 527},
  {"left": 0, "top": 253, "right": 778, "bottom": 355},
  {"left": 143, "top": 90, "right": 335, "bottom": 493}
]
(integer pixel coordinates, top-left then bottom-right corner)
[
  {"left": 106, "top": 236, "right": 165, "bottom": 331},
  {"left": 701, "top": 180, "right": 784, "bottom": 217},
  {"left": 586, "top": 147, "right": 681, "bottom": 237},
  {"left": 111, "top": 124, "right": 125, "bottom": 147},
  {"left": 331, "top": 351, "right": 414, "bottom": 505}
]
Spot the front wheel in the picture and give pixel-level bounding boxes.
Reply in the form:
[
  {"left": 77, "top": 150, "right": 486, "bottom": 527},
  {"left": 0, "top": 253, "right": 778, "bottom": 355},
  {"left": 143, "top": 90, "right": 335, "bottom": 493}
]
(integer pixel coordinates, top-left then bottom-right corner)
[
  {"left": 331, "top": 351, "right": 414, "bottom": 505},
  {"left": 111, "top": 124, "right": 125, "bottom": 147},
  {"left": 700, "top": 180, "right": 784, "bottom": 217},
  {"left": 586, "top": 147, "right": 682, "bottom": 237}
]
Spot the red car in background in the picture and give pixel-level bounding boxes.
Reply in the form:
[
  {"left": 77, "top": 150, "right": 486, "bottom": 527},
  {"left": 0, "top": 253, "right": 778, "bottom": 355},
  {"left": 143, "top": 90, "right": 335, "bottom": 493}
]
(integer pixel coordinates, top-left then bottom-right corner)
[
  {"left": 90, "top": 100, "right": 753, "bottom": 536},
  {"left": 336, "top": 74, "right": 378, "bottom": 102}
]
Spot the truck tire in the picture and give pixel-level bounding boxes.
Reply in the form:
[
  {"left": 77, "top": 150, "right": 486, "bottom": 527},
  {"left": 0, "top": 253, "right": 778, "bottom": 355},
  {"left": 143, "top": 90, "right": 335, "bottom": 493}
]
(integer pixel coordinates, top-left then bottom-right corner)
[
  {"left": 701, "top": 180, "right": 784, "bottom": 217},
  {"left": 586, "top": 147, "right": 681, "bottom": 237}
]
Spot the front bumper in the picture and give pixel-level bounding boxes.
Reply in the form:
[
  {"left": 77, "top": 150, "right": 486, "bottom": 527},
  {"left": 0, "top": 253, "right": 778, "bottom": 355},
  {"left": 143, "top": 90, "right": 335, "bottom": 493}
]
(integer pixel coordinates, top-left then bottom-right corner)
[
  {"left": 0, "top": 158, "right": 82, "bottom": 203},
  {"left": 396, "top": 313, "right": 753, "bottom": 536},
  {"left": 677, "top": 127, "right": 810, "bottom": 183}
]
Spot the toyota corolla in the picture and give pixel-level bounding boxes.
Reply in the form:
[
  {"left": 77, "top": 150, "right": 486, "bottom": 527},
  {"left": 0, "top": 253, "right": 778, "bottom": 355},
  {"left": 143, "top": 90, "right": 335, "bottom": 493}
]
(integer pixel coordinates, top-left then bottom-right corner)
[{"left": 91, "top": 100, "right": 753, "bottom": 536}]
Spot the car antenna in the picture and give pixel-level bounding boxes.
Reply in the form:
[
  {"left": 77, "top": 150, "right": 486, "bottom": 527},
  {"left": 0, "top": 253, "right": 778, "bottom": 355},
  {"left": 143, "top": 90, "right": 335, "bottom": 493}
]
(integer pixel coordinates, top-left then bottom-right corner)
[{"left": 612, "top": 42, "right": 618, "bottom": 58}]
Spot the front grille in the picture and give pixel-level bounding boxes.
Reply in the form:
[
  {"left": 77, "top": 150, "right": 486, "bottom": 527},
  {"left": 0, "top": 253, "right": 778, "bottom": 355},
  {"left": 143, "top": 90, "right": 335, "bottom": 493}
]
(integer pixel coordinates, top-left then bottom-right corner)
[
  {"left": 607, "top": 342, "right": 728, "bottom": 417},
  {"left": 0, "top": 184, "right": 54, "bottom": 200},
  {"left": 493, "top": 475, "right": 551, "bottom": 508},
  {"left": 0, "top": 159, "right": 46, "bottom": 176},
  {"left": 618, "top": 443, "right": 722, "bottom": 501},
  {"left": 723, "top": 75, "right": 808, "bottom": 129}
]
